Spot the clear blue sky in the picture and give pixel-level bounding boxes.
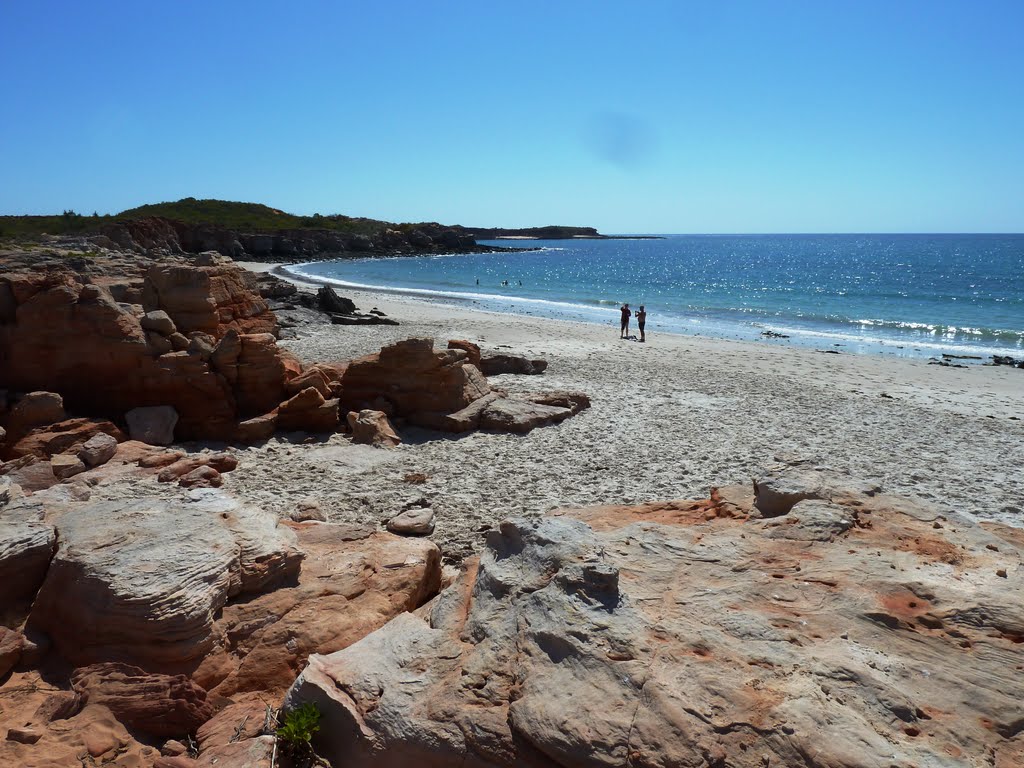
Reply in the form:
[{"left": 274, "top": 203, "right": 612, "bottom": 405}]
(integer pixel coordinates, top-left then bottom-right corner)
[{"left": 2, "top": 1, "right": 1022, "bottom": 232}]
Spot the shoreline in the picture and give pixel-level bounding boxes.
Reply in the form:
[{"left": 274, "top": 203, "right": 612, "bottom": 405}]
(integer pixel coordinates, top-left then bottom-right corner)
[
  {"left": 233, "top": 259, "right": 1024, "bottom": 558},
  {"left": 271, "top": 259, "right": 1024, "bottom": 366}
]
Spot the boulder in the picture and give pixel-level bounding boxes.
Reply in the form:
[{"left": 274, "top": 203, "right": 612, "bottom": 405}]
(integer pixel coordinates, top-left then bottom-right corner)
[
  {"left": 285, "top": 478, "right": 1024, "bottom": 768},
  {"left": 71, "top": 662, "right": 214, "bottom": 737},
  {"left": 317, "top": 285, "right": 357, "bottom": 314},
  {"left": 140, "top": 309, "right": 177, "bottom": 335},
  {"left": 753, "top": 467, "right": 882, "bottom": 517},
  {"left": 178, "top": 465, "right": 222, "bottom": 488},
  {"left": 125, "top": 405, "right": 178, "bottom": 446},
  {"left": 479, "top": 397, "right": 573, "bottom": 433},
  {"left": 8, "top": 417, "right": 126, "bottom": 459},
  {"left": 479, "top": 353, "right": 548, "bottom": 376},
  {"left": 291, "top": 498, "right": 327, "bottom": 523},
  {"left": 285, "top": 366, "right": 333, "bottom": 398},
  {"left": 347, "top": 409, "right": 401, "bottom": 448},
  {"left": 77, "top": 432, "right": 119, "bottom": 468},
  {"left": 7, "top": 391, "right": 65, "bottom": 434},
  {"left": 50, "top": 453, "right": 86, "bottom": 480},
  {"left": 235, "top": 413, "right": 277, "bottom": 443},
  {"left": 28, "top": 494, "right": 301, "bottom": 671},
  {"left": 386, "top": 507, "right": 435, "bottom": 536},
  {"left": 0, "top": 517, "right": 56, "bottom": 612},
  {"left": 144, "top": 263, "right": 277, "bottom": 337},
  {"left": 338, "top": 338, "right": 490, "bottom": 426}
]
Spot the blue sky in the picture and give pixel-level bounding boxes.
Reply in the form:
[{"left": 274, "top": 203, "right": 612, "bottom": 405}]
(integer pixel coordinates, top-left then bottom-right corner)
[{"left": 2, "top": 1, "right": 1022, "bottom": 232}]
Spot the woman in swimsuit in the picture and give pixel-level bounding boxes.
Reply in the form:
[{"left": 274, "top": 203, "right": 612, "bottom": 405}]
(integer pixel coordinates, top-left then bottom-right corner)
[
  {"left": 620, "top": 303, "right": 631, "bottom": 338},
  {"left": 636, "top": 305, "right": 647, "bottom": 342}
]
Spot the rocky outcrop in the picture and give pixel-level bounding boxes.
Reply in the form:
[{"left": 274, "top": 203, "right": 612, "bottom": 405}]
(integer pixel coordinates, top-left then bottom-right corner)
[
  {"left": 198, "top": 520, "right": 441, "bottom": 698},
  {"left": 27, "top": 494, "right": 301, "bottom": 672},
  {"left": 338, "top": 337, "right": 490, "bottom": 427},
  {"left": 285, "top": 473, "right": 1024, "bottom": 768}
]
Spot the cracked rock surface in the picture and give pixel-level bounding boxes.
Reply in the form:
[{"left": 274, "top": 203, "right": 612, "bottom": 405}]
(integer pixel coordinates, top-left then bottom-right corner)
[{"left": 285, "top": 473, "right": 1024, "bottom": 768}]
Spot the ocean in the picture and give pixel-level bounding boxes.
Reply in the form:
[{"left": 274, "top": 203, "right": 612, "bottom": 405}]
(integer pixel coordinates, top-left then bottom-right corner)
[{"left": 286, "top": 234, "right": 1024, "bottom": 361}]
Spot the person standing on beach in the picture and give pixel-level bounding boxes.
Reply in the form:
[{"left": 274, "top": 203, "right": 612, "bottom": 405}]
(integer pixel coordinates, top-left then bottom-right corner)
[
  {"left": 620, "top": 303, "right": 631, "bottom": 338},
  {"left": 636, "top": 305, "right": 647, "bottom": 342}
]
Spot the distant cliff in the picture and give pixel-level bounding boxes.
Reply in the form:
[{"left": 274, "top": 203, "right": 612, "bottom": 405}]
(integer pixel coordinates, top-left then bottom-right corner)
[
  {"left": 456, "top": 225, "right": 604, "bottom": 240},
  {"left": 0, "top": 198, "right": 653, "bottom": 260}
]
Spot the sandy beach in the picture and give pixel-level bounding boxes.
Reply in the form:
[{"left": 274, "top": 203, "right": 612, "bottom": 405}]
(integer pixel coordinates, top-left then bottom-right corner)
[{"left": 186, "top": 261, "right": 1023, "bottom": 562}]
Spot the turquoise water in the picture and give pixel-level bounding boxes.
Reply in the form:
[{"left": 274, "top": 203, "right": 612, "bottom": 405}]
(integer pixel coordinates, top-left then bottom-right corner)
[{"left": 287, "top": 234, "right": 1024, "bottom": 360}]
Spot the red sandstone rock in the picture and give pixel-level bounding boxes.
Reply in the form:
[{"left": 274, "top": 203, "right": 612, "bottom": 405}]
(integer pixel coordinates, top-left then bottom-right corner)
[
  {"left": 71, "top": 662, "right": 214, "bottom": 737},
  {"left": 7, "top": 417, "right": 126, "bottom": 460},
  {"left": 139, "top": 449, "right": 186, "bottom": 468},
  {"left": 447, "top": 339, "right": 481, "bottom": 367},
  {"left": 347, "top": 409, "right": 401, "bottom": 448},
  {"left": 285, "top": 366, "right": 332, "bottom": 398},
  {"left": 0, "top": 626, "right": 24, "bottom": 678},
  {"left": 178, "top": 465, "right": 222, "bottom": 488},
  {"left": 143, "top": 263, "right": 277, "bottom": 337},
  {"left": 338, "top": 337, "right": 490, "bottom": 426},
  {"left": 197, "top": 521, "right": 441, "bottom": 698},
  {"left": 277, "top": 387, "right": 339, "bottom": 433}
]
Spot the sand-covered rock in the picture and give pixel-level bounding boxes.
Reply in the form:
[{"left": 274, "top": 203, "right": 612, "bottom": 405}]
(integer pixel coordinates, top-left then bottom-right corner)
[{"left": 285, "top": 475, "right": 1024, "bottom": 768}]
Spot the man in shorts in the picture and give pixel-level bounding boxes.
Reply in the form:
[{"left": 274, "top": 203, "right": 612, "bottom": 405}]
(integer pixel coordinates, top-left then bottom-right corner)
[
  {"left": 620, "top": 303, "right": 631, "bottom": 338},
  {"left": 636, "top": 305, "right": 647, "bottom": 342}
]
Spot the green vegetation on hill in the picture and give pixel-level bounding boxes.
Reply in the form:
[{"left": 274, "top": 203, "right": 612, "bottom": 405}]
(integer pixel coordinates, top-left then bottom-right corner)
[
  {"left": 0, "top": 198, "right": 397, "bottom": 239},
  {"left": 117, "top": 198, "right": 392, "bottom": 235}
]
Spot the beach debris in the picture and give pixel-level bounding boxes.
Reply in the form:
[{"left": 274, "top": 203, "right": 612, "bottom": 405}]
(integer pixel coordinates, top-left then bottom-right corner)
[
  {"left": 760, "top": 330, "right": 790, "bottom": 339},
  {"left": 386, "top": 506, "right": 436, "bottom": 536},
  {"left": 403, "top": 473, "right": 428, "bottom": 484},
  {"left": 989, "top": 354, "right": 1024, "bottom": 368},
  {"left": 125, "top": 405, "right": 179, "bottom": 446},
  {"left": 347, "top": 409, "right": 401, "bottom": 448},
  {"left": 286, "top": 474, "right": 1024, "bottom": 768}
]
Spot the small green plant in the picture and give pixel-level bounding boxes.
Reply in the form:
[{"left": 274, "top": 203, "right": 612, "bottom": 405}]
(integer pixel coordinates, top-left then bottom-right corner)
[{"left": 276, "top": 702, "right": 322, "bottom": 756}]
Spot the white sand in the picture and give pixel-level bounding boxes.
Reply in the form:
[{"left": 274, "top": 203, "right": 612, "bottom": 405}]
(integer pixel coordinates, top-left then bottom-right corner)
[{"left": 220, "top": 262, "right": 1024, "bottom": 560}]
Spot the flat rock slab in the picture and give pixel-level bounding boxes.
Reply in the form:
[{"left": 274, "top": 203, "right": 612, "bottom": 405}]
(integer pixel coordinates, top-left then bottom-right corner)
[
  {"left": 286, "top": 473, "right": 1024, "bottom": 768},
  {"left": 479, "top": 397, "right": 573, "bottom": 433}
]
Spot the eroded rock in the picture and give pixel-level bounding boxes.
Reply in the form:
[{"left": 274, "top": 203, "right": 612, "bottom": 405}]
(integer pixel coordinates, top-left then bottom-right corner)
[{"left": 285, "top": 476, "right": 1024, "bottom": 768}]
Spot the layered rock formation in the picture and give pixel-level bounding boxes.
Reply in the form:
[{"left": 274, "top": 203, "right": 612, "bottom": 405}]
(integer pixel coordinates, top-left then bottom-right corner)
[
  {"left": 0, "top": 486, "right": 442, "bottom": 766},
  {"left": 285, "top": 470, "right": 1024, "bottom": 768}
]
